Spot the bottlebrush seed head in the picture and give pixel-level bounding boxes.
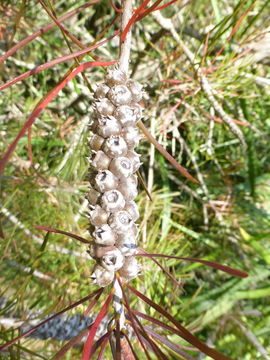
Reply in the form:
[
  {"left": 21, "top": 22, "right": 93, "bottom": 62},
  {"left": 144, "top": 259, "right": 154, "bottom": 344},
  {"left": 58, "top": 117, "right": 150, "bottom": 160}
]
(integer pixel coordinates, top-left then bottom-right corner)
[
  {"left": 109, "top": 157, "right": 133, "bottom": 178},
  {"left": 101, "top": 190, "right": 125, "bottom": 212},
  {"left": 88, "top": 69, "right": 143, "bottom": 285},
  {"left": 95, "top": 170, "right": 118, "bottom": 192}
]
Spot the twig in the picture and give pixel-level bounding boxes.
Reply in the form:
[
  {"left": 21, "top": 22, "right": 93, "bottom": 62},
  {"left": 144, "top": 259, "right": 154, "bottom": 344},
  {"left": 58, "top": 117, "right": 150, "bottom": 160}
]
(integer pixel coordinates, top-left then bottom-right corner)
[
  {"left": 152, "top": 10, "right": 247, "bottom": 149},
  {"left": 3, "top": 259, "right": 55, "bottom": 282},
  {"left": 201, "top": 75, "right": 247, "bottom": 149},
  {"left": 119, "top": 0, "right": 133, "bottom": 73},
  {"left": 230, "top": 317, "right": 270, "bottom": 360},
  {"left": 0, "top": 1, "right": 101, "bottom": 65}
]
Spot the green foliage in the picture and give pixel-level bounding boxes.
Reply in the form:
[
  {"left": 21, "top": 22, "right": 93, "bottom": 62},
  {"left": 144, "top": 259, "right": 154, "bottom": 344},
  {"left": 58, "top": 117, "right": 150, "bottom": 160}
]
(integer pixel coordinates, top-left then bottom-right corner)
[{"left": 1, "top": 0, "right": 270, "bottom": 359}]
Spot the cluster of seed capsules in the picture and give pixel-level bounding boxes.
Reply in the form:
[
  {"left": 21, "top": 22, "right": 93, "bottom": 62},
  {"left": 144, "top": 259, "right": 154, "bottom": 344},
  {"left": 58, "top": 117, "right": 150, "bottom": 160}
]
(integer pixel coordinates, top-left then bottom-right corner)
[{"left": 87, "top": 68, "right": 142, "bottom": 287}]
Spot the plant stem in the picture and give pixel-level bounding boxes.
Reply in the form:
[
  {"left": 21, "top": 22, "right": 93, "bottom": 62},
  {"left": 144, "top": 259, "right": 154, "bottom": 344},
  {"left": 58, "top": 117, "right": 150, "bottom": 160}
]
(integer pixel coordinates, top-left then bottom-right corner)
[{"left": 119, "top": 0, "right": 133, "bottom": 73}]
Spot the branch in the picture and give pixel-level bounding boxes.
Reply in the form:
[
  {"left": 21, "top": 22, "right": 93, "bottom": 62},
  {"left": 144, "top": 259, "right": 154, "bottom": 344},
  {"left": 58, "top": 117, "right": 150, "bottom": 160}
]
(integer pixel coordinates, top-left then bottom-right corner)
[{"left": 119, "top": 0, "right": 133, "bottom": 73}]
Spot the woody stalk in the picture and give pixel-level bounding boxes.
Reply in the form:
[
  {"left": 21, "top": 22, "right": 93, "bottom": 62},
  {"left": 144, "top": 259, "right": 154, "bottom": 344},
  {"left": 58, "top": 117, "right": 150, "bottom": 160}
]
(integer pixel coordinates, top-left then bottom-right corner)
[{"left": 87, "top": 0, "right": 141, "bottom": 330}]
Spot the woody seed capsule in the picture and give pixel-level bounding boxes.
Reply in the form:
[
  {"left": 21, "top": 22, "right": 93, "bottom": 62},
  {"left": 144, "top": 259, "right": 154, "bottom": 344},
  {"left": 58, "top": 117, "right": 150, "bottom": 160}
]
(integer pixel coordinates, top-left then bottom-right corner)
[
  {"left": 95, "top": 170, "right": 118, "bottom": 193},
  {"left": 89, "top": 134, "right": 104, "bottom": 152},
  {"left": 89, "top": 205, "right": 109, "bottom": 226},
  {"left": 91, "top": 264, "right": 115, "bottom": 287},
  {"left": 95, "top": 98, "right": 115, "bottom": 116},
  {"left": 106, "top": 68, "right": 127, "bottom": 86},
  {"left": 94, "top": 84, "right": 110, "bottom": 99},
  {"left": 96, "top": 117, "right": 121, "bottom": 138},
  {"left": 103, "top": 135, "right": 128, "bottom": 158},
  {"left": 92, "top": 151, "right": 111, "bottom": 170},
  {"left": 100, "top": 248, "right": 124, "bottom": 272},
  {"left": 101, "top": 190, "right": 125, "bottom": 212},
  {"left": 93, "top": 224, "right": 116, "bottom": 246},
  {"left": 108, "top": 85, "right": 132, "bottom": 106},
  {"left": 108, "top": 210, "right": 133, "bottom": 233},
  {"left": 109, "top": 157, "right": 133, "bottom": 178}
]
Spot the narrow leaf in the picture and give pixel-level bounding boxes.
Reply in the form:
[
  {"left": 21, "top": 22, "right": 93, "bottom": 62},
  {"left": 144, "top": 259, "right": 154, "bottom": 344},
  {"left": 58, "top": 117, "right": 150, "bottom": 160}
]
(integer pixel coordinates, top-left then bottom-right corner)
[
  {"left": 138, "top": 248, "right": 182, "bottom": 287},
  {"left": 35, "top": 225, "right": 90, "bottom": 244},
  {"left": 82, "top": 291, "right": 114, "bottom": 360},
  {"left": 138, "top": 120, "right": 199, "bottom": 184},
  {"left": 117, "top": 278, "right": 152, "bottom": 360},
  {"left": 0, "top": 34, "right": 118, "bottom": 91},
  {"left": 0, "top": 60, "right": 117, "bottom": 175},
  {"left": 142, "top": 324, "right": 197, "bottom": 360},
  {"left": 135, "top": 252, "right": 248, "bottom": 278},
  {"left": 96, "top": 332, "right": 112, "bottom": 359},
  {"left": 52, "top": 291, "right": 103, "bottom": 359},
  {"left": 126, "top": 285, "right": 233, "bottom": 360},
  {"left": 0, "top": 1, "right": 101, "bottom": 65},
  {"left": 121, "top": 0, "right": 152, "bottom": 41},
  {"left": 0, "top": 288, "right": 103, "bottom": 351}
]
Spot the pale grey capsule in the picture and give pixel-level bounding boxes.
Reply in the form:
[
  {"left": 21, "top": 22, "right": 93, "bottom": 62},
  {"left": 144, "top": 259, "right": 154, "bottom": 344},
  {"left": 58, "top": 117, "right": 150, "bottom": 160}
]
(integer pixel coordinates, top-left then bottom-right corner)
[
  {"left": 108, "top": 85, "right": 132, "bottom": 106},
  {"left": 93, "top": 224, "right": 116, "bottom": 246},
  {"left": 101, "top": 190, "right": 125, "bottom": 212},
  {"left": 103, "top": 135, "right": 128, "bottom": 158},
  {"left": 109, "top": 157, "right": 133, "bottom": 178},
  {"left": 122, "top": 126, "right": 140, "bottom": 148},
  {"left": 106, "top": 68, "right": 127, "bottom": 86},
  {"left": 96, "top": 116, "right": 121, "bottom": 138},
  {"left": 95, "top": 98, "right": 115, "bottom": 116},
  {"left": 118, "top": 175, "right": 138, "bottom": 201},
  {"left": 124, "top": 201, "right": 140, "bottom": 221},
  {"left": 89, "top": 134, "right": 104, "bottom": 152},
  {"left": 116, "top": 226, "right": 138, "bottom": 256},
  {"left": 132, "top": 103, "right": 142, "bottom": 121},
  {"left": 113, "top": 105, "right": 137, "bottom": 126},
  {"left": 87, "top": 188, "right": 100, "bottom": 205},
  {"left": 100, "top": 248, "right": 124, "bottom": 272},
  {"left": 92, "top": 151, "right": 111, "bottom": 170},
  {"left": 126, "top": 151, "right": 141, "bottom": 172},
  {"left": 90, "top": 119, "right": 99, "bottom": 133},
  {"left": 95, "top": 170, "right": 118, "bottom": 193},
  {"left": 119, "top": 257, "right": 140, "bottom": 281},
  {"left": 108, "top": 210, "right": 133, "bottom": 233},
  {"left": 91, "top": 264, "right": 114, "bottom": 287},
  {"left": 127, "top": 80, "right": 143, "bottom": 103},
  {"left": 94, "top": 84, "right": 110, "bottom": 99},
  {"left": 89, "top": 205, "right": 109, "bottom": 226}
]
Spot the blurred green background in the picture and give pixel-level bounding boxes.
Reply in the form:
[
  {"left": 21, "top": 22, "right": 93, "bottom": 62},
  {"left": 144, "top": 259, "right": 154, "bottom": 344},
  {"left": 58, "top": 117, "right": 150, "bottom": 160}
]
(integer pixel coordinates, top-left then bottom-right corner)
[{"left": 0, "top": 0, "right": 270, "bottom": 359}]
